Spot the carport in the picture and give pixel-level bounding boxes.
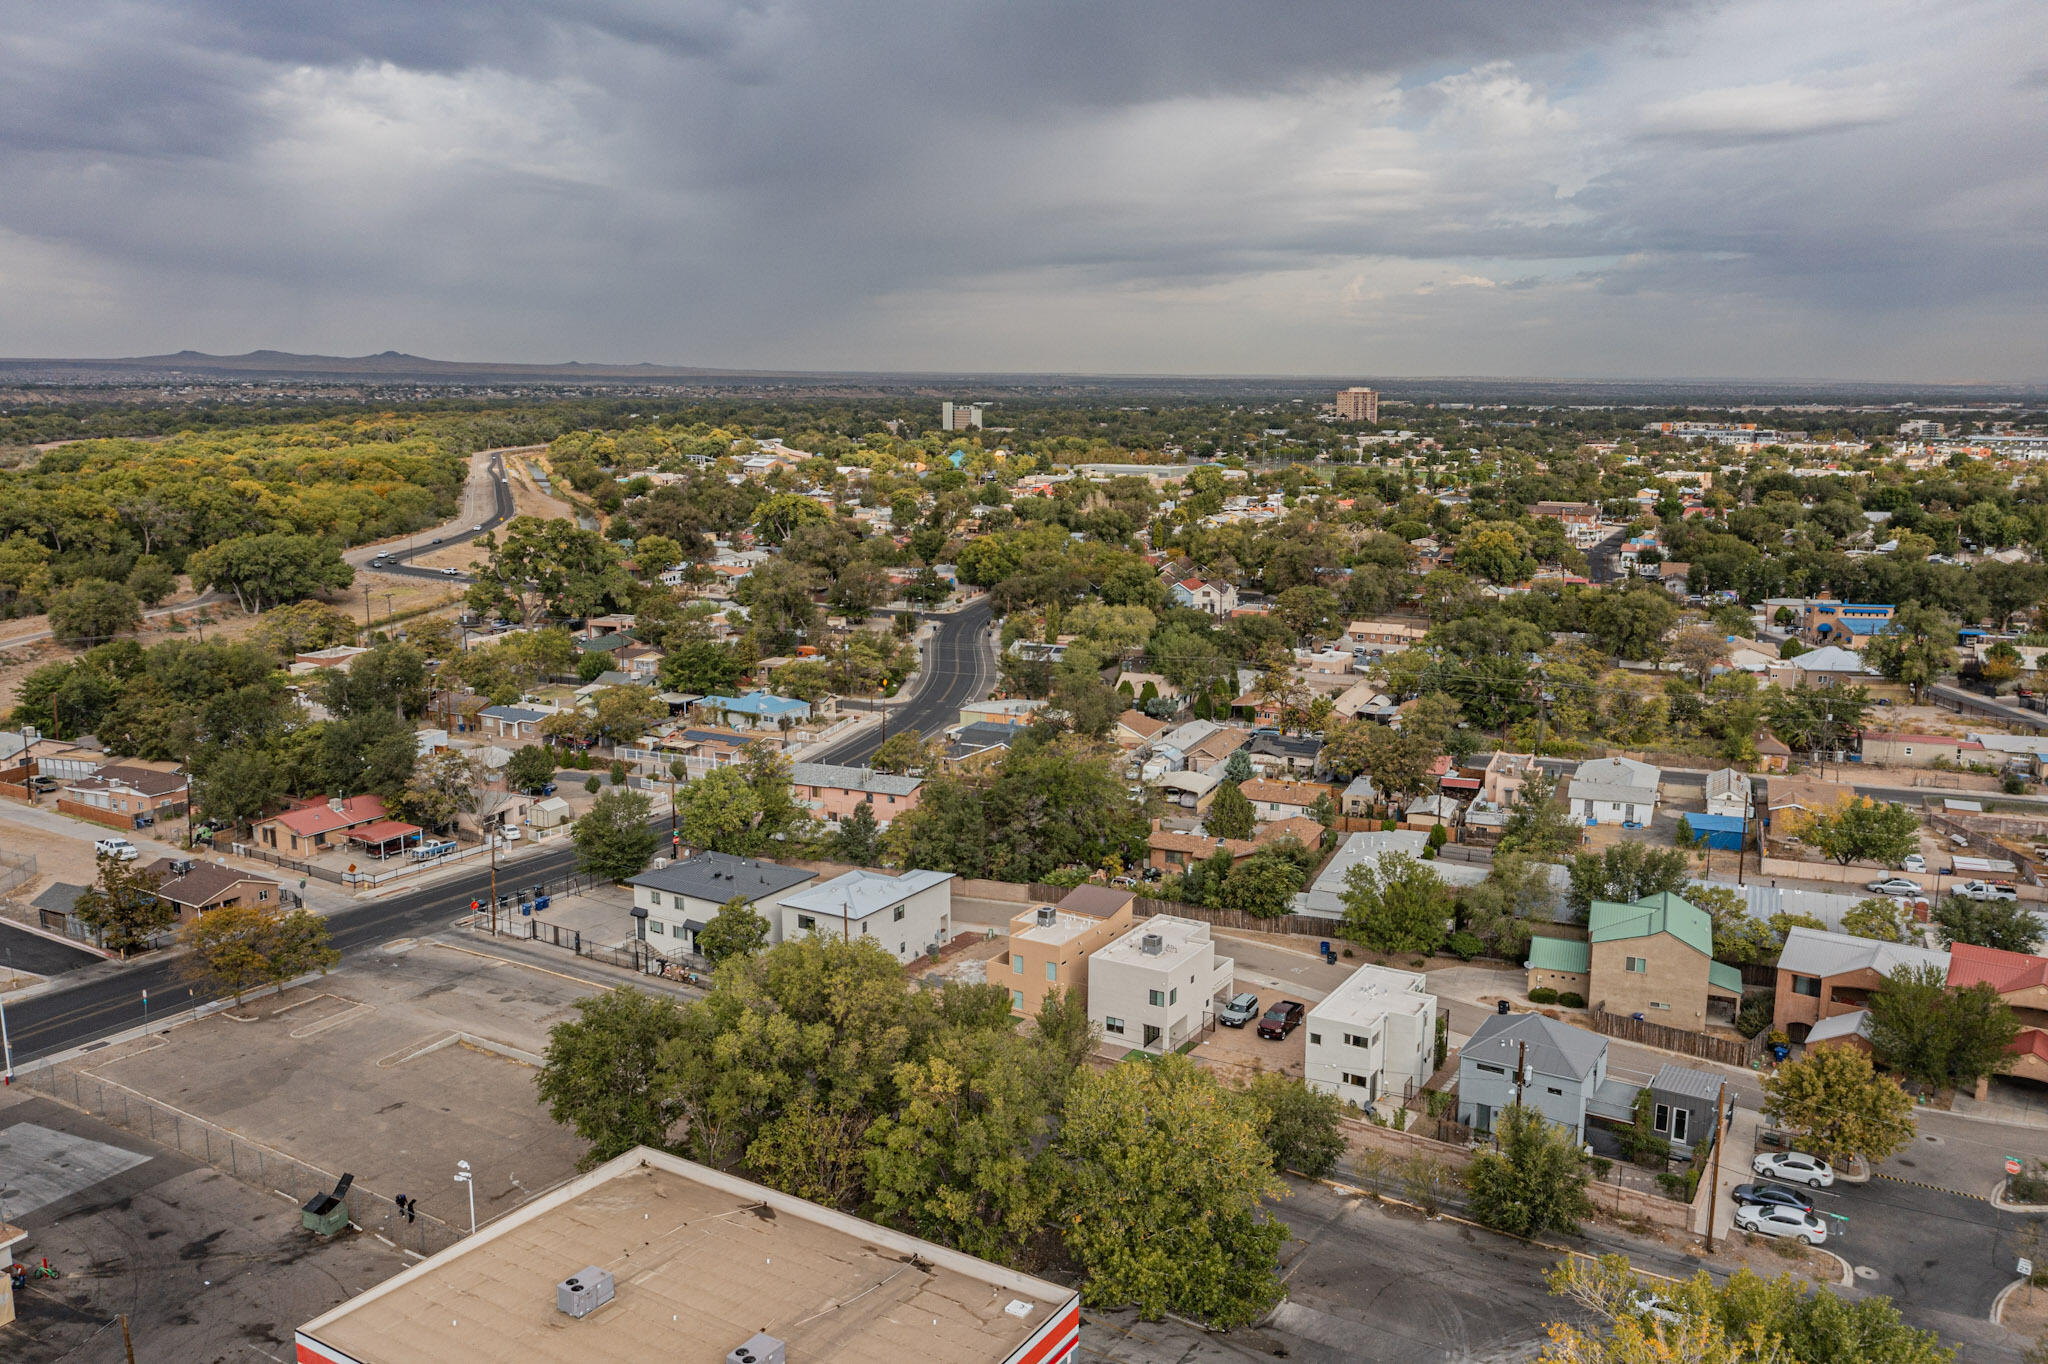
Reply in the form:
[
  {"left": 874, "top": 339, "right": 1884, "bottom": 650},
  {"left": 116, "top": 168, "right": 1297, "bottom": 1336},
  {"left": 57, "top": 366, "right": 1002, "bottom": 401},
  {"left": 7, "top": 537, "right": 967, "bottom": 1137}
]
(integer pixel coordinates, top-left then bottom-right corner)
[{"left": 345, "top": 819, "right": 423, "bottom": 860}]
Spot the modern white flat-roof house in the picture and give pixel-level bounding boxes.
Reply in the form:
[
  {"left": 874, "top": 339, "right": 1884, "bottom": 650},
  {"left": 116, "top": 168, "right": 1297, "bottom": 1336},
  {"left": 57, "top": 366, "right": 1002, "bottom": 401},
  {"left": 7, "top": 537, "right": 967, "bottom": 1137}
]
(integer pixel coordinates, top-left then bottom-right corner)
[
  {"left": 1303, "top": 964, "right": 1438, "bottom": 1113},
  {"left": 776, "top": 868, "right": 956, "bottom": 962},
  {"left": 1087, "top": 915, "right": 1235, "bottom": 1056},
  {"left": 1567, "top": 756, "right": 1660, "bottom": 825}
]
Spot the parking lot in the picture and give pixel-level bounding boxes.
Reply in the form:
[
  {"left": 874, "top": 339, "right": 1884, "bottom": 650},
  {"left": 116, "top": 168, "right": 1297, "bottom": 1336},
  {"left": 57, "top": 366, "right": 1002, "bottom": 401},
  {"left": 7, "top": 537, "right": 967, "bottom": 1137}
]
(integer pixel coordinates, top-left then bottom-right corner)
[{"left": 0, "top": 1090, "right": 407, "bottom": 1363}]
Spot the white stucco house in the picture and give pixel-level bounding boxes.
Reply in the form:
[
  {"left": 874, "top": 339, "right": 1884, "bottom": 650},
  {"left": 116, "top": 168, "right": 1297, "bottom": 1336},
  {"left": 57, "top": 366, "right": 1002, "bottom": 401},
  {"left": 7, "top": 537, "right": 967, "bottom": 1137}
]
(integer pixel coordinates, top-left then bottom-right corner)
[{"left": 1567, "top": 756, "right": 1660, "bottom": 825}]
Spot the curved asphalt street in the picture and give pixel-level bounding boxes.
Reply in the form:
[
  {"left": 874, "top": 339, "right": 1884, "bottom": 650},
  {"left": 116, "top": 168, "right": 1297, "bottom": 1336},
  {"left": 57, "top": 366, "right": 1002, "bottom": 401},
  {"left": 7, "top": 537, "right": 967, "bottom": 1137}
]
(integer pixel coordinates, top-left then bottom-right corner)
[
  {"left": 352, "top": 447, "right": 520, "bottom": 585},
  {"left": 804, "top": 598, "right": 997, "bottom": 766}
]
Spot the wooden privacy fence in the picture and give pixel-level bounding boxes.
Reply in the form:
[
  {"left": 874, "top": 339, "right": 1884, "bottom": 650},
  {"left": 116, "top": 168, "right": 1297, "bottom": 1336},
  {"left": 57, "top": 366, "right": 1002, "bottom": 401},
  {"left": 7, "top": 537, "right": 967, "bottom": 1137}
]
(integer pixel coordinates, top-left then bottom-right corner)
[{"left": 1592, "top": 1006, "right": 1767, "bottom": 1068}]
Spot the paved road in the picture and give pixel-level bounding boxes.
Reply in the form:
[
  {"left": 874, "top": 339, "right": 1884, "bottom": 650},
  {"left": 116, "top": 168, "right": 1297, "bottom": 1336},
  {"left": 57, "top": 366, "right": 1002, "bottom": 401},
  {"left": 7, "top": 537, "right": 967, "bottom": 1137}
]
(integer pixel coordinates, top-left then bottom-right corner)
[
  {"left": 0, "top": 920, "right": 100, "bottom": 978},
  {"left": 805, "top": 598, "right": 997, "bottom": 766},
  {"left": 5, "top": 831, "right": 597, "bottom": 1065},
  {"left": 351, "top": 447, "right": 521, "bottom": 585}
]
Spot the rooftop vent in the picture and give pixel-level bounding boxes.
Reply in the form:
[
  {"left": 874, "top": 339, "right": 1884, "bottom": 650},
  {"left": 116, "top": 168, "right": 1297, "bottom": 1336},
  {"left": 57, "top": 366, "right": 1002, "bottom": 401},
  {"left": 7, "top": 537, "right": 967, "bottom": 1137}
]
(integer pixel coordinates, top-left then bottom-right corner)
[
  {"left": 1035, "top": 905, "right": 1056, "bottom": 927},
  {"left": 556, "top": 1265, "right": 615, "bottom": 1319},
  {"left": 1140, "top": 932, "right": 1163, "bottom": 956},
  {"left": 728, "top": 1333, "right": 786, "bottom": 1364}
]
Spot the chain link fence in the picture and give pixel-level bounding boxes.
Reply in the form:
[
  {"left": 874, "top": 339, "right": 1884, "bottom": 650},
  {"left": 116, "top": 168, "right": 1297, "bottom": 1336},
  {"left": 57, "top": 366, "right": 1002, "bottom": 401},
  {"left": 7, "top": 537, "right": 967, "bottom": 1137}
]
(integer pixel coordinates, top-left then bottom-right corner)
[{"left": 20, "top": 1063, "right": 461, "bottom": 1257}]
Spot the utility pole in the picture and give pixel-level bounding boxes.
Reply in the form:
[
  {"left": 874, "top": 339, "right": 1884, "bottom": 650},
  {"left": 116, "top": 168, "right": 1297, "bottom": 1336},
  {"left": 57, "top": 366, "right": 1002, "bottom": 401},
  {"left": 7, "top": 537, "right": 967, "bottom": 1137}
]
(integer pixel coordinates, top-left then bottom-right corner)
[
  {"left": 1, "top": 986, "right": 14, "bottom": 1083},
  {"left": 1515, "top": 1039, "right": 1527, "bottom": 1110},
  {"left": 487, "top": 820, "right": 499, "bottom": 936},
  {"left": 1704, "top": 1079, "right": 1728, "bottom": 1252}
]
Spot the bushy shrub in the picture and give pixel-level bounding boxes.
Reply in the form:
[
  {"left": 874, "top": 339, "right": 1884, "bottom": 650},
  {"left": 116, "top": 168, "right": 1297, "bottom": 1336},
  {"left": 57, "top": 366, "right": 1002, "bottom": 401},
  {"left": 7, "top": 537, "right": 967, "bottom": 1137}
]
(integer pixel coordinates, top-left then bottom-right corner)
[
  {"left": 1529, "top": 987, "right": 1559, "bottom": 1004},
  {"left": 1735, "top": 996, "right": 1775, "bottom": 1039},
  {"left": 1446, "top": 931, "right": 1484, "bottom": 961},
  {"left": 1557, "top": 991, "right": 1586, "bottom": 1009}
]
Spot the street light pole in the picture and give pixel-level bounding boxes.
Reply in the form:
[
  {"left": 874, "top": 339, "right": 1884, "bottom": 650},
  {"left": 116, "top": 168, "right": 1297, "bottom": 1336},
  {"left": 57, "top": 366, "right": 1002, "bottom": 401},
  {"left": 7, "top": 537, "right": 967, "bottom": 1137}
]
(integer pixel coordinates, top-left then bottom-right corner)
[
  {"left": 1, "top": 989, "right": 14, "bottom": 1083},
  {"left": 455, "top": 1159, "right": 476, "bottom": 1235}
]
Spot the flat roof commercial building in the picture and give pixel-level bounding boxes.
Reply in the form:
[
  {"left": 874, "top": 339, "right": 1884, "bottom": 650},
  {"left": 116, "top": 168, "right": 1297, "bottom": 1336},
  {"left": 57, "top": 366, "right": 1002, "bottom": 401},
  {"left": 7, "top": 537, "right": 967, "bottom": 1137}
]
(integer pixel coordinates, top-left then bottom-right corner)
[{"left": 296, "top": 1147, "right": 1079, "bottom": 1364}]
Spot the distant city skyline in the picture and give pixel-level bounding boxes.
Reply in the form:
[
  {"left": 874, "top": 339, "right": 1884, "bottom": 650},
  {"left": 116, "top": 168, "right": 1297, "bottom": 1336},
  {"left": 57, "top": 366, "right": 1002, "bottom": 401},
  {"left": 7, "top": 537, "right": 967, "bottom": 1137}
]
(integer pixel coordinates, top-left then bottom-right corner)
[{"left": 0, "top": 1, "right": 2042, "bottom": 381}]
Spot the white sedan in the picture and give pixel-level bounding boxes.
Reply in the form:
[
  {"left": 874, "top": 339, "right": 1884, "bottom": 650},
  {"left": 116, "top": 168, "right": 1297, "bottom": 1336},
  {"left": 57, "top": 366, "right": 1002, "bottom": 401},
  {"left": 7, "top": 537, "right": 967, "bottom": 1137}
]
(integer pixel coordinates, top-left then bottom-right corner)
[
  {"left": 1733, "top": 1202, "right": 1828, "bottom": 1245},
  {"left": 1752, "top": 1151, "right": 1834, "bottom": 1188}
]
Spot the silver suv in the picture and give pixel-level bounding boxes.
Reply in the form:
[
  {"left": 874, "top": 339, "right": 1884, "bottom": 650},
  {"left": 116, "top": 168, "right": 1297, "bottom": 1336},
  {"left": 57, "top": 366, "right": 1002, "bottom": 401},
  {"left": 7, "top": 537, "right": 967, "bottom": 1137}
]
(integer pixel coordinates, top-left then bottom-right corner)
[{"left": 1217, "top": 992, "right": 1260, "bottom": 1028}]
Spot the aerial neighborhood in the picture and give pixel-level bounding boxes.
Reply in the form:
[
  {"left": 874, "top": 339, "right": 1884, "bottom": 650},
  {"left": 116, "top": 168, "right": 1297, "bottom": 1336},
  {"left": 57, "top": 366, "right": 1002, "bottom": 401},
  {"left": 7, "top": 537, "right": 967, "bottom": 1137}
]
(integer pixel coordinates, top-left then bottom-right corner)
[{"left": 4, "top": 385, "right": 2048, "bottom": 1361}]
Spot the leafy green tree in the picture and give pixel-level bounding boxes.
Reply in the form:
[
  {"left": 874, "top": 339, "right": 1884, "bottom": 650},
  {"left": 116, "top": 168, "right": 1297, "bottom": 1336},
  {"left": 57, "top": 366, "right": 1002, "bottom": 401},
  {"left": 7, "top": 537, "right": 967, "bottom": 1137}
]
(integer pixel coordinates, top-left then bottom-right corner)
[
  {"left": 180, "top": 902, "right": 339, "bottom": 1005},
  {"left": 248, "top": 600, "right": 360, "bottom": 654},
  {"left": 1760, "top": 1045, "right": 1915, "bottom": 1168},
  {"left": 536, "top": 987, "right": 693, "bottom": 1168},
  {"left": 870, "top": 728, "right": 935, "bottom": 774},
  {"left": 1222, "top": 749, "right": 1255, "bottom": 784},
  {"left": 47, "top": 578, "right": 141, "bottom": 645},
  {"left": 1842, "top": 896, "right": 1917, "bottom": 943},
  {"left": 676, "top": 750, "right": 805, "bottom": 855},
  {"left": 324, "top": 642, "right": 431, "bottom": 720},
  {"left": 694, "top": 895, "right": 771, "bottom": 964},
  {"left": 186, "top": 532, "right": 352, "bottom": 613},
  {"left": 1495, "top": 771, "right": 1578, "bottom": 857},
  {"left": 1564, "top": 843, "right": 1692, "bottom": 920},
  {"left": 586, "top": 685, "right": 667, "bottom": 746},
  {"left": 1458, "top": 853, "right": 1556, "bottom": 960},
  {"left": 1585, "top": 586, "right": 1679, "bottom": 661},
  {"left": 465, "top": 516, "right": 631, "bottom": 625},
  {"left": 576, "top": 649, "right": 612, "bottom": 683},
  {"left": 394, "top": 748, "right": 477, "bottom": 830},
  {"left": 1212, "top": 845, "right": 1308, "bottom": 918},
  {"left": 750, "top": 492, "right": 830, "bottom": 544},
  {"left": 1340, "top": 851, "right": 1451, "bottom": 954},
  {"left": 657, "top": 640, "right": 752, "bottom": 694},
  {"left": 833, "top": 801, "right": 883, "bottom": 866},
  {"left": 1789, "top": 796, "right": 1918, "bottom": 868},
  {"left": 124, "top": 555, "right": 177, "bottom": 608},
  {"left": 1206, "top": 780, "right": 1256, "bottom": 840},
  {"left": 1059, "top": 1054, "right": 1288, "bottom": 1328},
  {"left": 1240, "top": 1073, "right": 1345, "bottom": 1177},
  {"left": 1868, "top": 963, "right": 2021, "bottom": 1091},
  {"left": 573, "top": 788, "right": 658, "bottom": 881},
  {"left": 1932, "top": 892, "right": 2041, "bottom": 953},
  {"left": 1464, "top": 1103, "right": 1596, "bottom": 1237},
  {"left": 1863, "top": 603, "right": 1957, "bottom": 702},
  {"left": 507, "top": 744, "right": 558, "bottom": 792},
  {"left": 71, "top": 854, "right": 174, "bottom": 958},
  {"left": 865, "top": 1029, "right": 1062, "bottom": 1261}
]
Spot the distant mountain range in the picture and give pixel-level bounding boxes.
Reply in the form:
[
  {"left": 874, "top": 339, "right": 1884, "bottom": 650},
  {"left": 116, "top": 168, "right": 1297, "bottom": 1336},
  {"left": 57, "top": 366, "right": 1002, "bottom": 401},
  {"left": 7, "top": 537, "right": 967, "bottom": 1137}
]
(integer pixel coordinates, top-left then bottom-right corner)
[{"left": 0, "top": 349, "right": 2039, "bottom": 406}]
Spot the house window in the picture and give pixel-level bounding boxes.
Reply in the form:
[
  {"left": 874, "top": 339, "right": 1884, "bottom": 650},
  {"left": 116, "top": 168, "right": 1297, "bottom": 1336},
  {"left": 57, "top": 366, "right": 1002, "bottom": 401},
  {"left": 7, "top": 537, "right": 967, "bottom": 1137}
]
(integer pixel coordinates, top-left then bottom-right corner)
[
  {"left": 1013, "top": 956, "right": 1024, "bottom": 975},
  {"left": 1672, "top": 1108, "right": 1690, "bottom": 1142},
  {"left": 1342, "top": 1072, "right": 1373, "bottom": 1090},
  {"left": 1169, "top": 988, "right": 1178, "bottom": 1005},
  {"left": 1654, "top": 1103, "right": 1670, "bottom": 1134},
  {"left": 1013, "top": 989, "right": 1024, "bottom": 1009},
  {"left": 1651, "top": 1001, "right": 1670, "bottom": 1010},
  {"left": 1547, "top": 1087, "right": 1562, "bottom": 1096},
  {"left": 1477, "top": 1062, "right": 1506, "bottom": 1075},
  {"left": 648, "top": 891, "right": 662, "bottom": 907},
  {"left": 1046, "top": 962, "right": 1058, "bottom": 982},
  {"left": 797, "top": 914, "right": 816, "bottom": 931},
  {"left": 1344, "top": 1033, "right": 1373, "bottom": 1049},
  {"left": 1104, "top": 1016, "right": 1125, "bottom": 1035},
  {"left": 893, "top": 905, "right": 905, "bottom": 921},
  {"left": 1791, "top": 974, "right": 1821, "bottom": 997},
  {"left": 1148, "top": 989, "right": 1165, "bottom": 1007},
  {"left": 649, "top": 921, "right": 665, "bottom": 935},
  {"left": 1308, "top": 1033, "right": 1321, "bottom": 1046},
  {"left": 1626, "top": 956, "right": 1648, "bottom": 973},
  {"left": 258, "top": 890, "right": 270, "bottom": 901}
]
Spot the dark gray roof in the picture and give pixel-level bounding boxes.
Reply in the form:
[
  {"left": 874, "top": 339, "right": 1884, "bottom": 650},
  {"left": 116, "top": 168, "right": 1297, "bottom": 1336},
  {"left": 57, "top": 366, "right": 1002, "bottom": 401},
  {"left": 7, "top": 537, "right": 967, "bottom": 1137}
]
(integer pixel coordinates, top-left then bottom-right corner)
[
  {"left": 1652, "top": 1063, "right": 1724, "bottom": 1103},
  {"left": 1464, "top": 1010, "right": 1607, "bottom": 1082},
  {"left": 32, "top": 881, "right": 88, "bottom": 915},
  {"left": 629, "top": 852, "right": 815, "bottom": 903},
  {"left": 1249, "top": 733, "right": 1322, "bottom": 758}
]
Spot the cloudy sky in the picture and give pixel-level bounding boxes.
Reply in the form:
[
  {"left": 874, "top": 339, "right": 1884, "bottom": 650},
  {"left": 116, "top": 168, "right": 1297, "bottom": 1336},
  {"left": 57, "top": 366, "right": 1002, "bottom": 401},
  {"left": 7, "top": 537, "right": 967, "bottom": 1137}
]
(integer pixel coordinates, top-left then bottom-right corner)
[{"left": 1, "top": 0, "right": 2043, "bottom": 379}]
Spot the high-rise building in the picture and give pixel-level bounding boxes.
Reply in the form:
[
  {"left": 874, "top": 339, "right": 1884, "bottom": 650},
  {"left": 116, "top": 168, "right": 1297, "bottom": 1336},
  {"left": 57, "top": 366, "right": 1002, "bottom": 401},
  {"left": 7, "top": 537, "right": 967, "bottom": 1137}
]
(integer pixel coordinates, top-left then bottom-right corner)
[
  {"left": 940, "top": 401, "right": 984, "bottom": 431},
  {"left": 1335, "top": 387, "right": 1379, "bottom": 423}
]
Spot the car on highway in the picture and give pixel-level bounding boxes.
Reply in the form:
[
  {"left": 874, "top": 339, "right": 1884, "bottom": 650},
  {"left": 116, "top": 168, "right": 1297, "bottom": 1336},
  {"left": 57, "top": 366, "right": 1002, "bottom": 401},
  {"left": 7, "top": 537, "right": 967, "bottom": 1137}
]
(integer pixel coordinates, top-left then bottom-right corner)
[
  {"left": 443, "top": 567, "right": 462, "bottom": 577},
  {"left": 1731, "top": 1182, "right": 1816, "bottom": 1213},
  {"left": 1958, "top": 880, "right": 2019, "bottom": 901},
  {"left": 94, "top": 837, "right": 139, "bottom": 861},
  {"left": 1257, "top": 1000, "right": 1305, "bottom": 1040},
  {"left": 1866, "top": 877, "right": 1922, "bottom": 896},
  {"left": 1733, "top": 1202, "right": 1827, "bottom": 1245},
  {"left": 1752, "top": 1151, "right": 1834, "bottom": 1187},
  {"left": 473, "top": 524, "right": 485, "bottom": 532},
  {"left": 1218, "top": 993, "right": 1260, "bottom": 1028}
]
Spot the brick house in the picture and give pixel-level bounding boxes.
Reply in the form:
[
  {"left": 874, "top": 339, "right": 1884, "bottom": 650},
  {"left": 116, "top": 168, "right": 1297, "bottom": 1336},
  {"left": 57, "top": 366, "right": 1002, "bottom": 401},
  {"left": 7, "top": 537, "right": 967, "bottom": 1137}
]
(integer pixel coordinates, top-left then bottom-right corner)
[
  {"left": 56, "top": 765, "right": 189, "bottom": 831},
  {"left": 1771, "top": 926, "right": 1950, "bottom": 1042},
  {"left": 142, "top": 857, "right": 283, "bottom": 924},
  {"left": 253, "top": 795, "right": 391, "bottom": 856}
]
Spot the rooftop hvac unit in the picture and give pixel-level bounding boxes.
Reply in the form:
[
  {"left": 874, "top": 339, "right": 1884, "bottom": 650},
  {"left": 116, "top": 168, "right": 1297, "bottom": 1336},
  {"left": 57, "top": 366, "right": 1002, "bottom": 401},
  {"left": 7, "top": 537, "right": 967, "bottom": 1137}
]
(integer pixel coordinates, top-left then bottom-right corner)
[
  {"left": 1034, "top": 905, "right": 1056, "bottom": 927},
  {"left": 556, "top": 1265, "right": 616, "bottom": 1319},
  {"left": 1140, "top": 933, "right": 1163, "bottom": 955},
  {"left": 728, "top": 1333, "right": 787, "bottom": 1364}
]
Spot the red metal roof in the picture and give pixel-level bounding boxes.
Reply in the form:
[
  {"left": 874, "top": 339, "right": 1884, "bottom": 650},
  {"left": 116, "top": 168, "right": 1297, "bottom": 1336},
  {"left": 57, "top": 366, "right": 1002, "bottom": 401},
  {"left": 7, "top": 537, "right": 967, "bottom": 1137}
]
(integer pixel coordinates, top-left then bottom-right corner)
[
  {"left": 1947, "top": 941, "right": 2048, "bottom": 994},
  {"left": 343, "top": 819, "right": 422, "bottom": 845}
]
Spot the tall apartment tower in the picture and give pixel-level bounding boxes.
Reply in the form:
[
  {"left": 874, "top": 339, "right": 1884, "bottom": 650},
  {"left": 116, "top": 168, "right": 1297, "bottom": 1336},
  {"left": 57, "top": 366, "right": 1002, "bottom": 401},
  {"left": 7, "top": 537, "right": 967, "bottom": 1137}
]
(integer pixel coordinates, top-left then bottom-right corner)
[
  {"left": 940, "top": 401, "right": 984, "bottom": 431},
  {"left": 1335, "top": 387, "right": 1379, "bottom": 423}
]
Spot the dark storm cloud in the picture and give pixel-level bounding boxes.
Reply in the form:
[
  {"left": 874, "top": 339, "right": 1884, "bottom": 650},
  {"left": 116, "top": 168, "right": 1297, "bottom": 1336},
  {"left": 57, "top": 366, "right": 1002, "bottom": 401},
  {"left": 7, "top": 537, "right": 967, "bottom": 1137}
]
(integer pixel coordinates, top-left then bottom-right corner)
[{"left": 0, "top": 0, "right": 2040, "bottom": 378}]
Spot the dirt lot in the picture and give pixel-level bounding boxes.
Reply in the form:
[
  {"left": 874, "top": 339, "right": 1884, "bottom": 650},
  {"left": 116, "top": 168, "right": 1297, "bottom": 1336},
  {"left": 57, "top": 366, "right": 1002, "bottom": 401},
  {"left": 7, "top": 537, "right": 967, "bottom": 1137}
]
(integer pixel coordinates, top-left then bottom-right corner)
[{"left": 69, "top": 940, "right": 598, "bottom": 1238}]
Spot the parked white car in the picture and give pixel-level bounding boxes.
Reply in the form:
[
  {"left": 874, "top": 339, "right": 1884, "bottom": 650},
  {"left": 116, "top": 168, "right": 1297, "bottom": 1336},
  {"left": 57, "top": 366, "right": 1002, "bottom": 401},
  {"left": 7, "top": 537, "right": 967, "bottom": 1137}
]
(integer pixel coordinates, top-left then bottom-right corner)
[
  {"left": 1901, "top": 854, "right": 1927, "bottom": 873},
  {"left": 94, "top": 837, "right": 139, "bottom": 861},
  {"left": 1733, "top": 1202, "right": 1828, "bottom": 1245},
  {"left": 1959, "top": 880, "right": 2020, "bottom": 902},
  {"left": 1752, "top": 1151, "right": 1834, "bottom": 1188}
]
